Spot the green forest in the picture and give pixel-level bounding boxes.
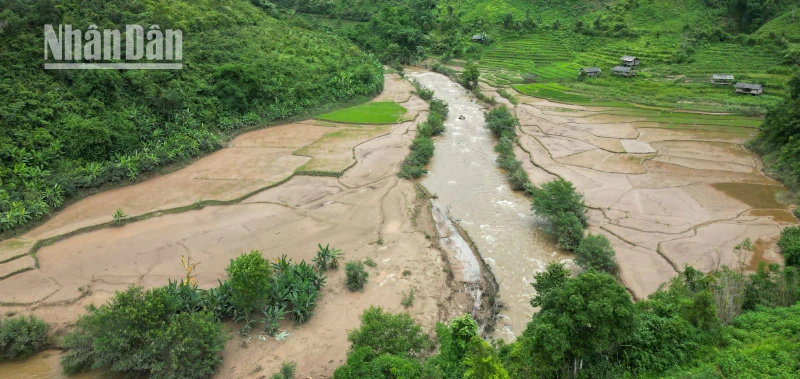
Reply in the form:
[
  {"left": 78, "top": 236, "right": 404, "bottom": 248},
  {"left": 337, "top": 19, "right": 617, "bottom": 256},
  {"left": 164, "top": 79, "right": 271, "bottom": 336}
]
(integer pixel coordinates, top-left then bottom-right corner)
[{"left": 0, "top": 0, "right": 383, "bottom": 233}]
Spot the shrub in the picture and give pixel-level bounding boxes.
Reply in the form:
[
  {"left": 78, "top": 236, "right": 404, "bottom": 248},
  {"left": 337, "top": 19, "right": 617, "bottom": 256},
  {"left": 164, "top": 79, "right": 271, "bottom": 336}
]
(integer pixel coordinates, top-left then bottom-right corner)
[
  {"left": 61, "top": 286, "right": 226, "bottom": 378},
  {"left": 428, "top": 112, "right": 446, "bottom": 136},
  {"left": 346, "top": 306, "right": 430, "bottom": 358},
  {"left": 412, "top": 80, "right": 434, "bottom": 101},
  {"left": 575, "top": 233, "right": 618, "bottom": 273},
  {"left": 270, "top": 361, "right": 297, "bottom": 379},
  {"left": 0, "top": 315, "right": 48, "bottom": 360},
  {"left": 551, "top": 211, "right": 584, "bottom": 250},
  {"left": 226, "top": 251, "right": 272, "bottom": 317},
  {"left": 345, "top": 261, "right": 369, "bottom": 291},
  {"left": 485, "top": 106, "right": 517, "bottom": 138},
  {"left": 530, "top": 178, "right": 589, "bottom": 230},
  {"left": 778, "top": 226, "right": 800, "bottom": 267},
  {"left": 313, "top": 244, "right": 342, "bottom": 271},
  {"left": 401, "top": 289, "right": 415, "bottom": 308}
]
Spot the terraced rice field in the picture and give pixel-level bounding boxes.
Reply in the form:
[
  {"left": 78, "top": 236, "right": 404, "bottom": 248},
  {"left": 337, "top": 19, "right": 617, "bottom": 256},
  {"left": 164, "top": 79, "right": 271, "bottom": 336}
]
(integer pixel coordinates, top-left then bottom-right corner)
[
  {"left": 487, "top": 32, "right": 787, "bottom": 112},
  {"left": 480, "top": 35, "right": 581, "bottom": 86}
]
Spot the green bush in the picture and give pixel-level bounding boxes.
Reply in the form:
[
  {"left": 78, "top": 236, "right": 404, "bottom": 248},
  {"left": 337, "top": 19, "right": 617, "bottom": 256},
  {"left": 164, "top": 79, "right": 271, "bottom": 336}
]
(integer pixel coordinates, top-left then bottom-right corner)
[
  {"left": 345, "top": 261, "right": 369, "bottom": 291},
  {"left": 574, "top": 233, "right": 618, "bottom": 274},
  {"left": 270, "top": 361, "right": 297, "bottom": 379},
  {"left": 778, "top": 226, "right": 800, "bottom": 267},
  {"left": 551, "top": 211, "right": 585, "bottom": 250},
  {"left": 398, "top": 92, "right": 449, "bottom": 179},
  {"left": 61, "top": 286, "right": 226, "bottom": 378},
  {"left": 530, "top": 178, "right": 588, "bottom": 226},
  {"left": 226, "top": 251, "right": 272, "bottom": 317},
  {"left": 485, "top": 106, "right": 517, "bottom": 138},
  {"left": 313, "top": 243, "right": 343, "bottom": 271},
  {"left": 346, "top": 306, "right": 430, "bottom": 358},
  {"left": 0, "top": 315, "right": 48, "bottom": 360}
]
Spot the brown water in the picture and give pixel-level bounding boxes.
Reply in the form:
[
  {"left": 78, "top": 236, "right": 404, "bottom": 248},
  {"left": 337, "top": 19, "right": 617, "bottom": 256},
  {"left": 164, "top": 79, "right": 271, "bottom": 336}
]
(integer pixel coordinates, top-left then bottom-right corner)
[
  {"left": 749, "top": 209, "right": 798, "bottom": 224},
  {"left": 412, "top": 72, "right": 568, "bottom": 341},
  {"left": 712, "top": 183, "right": 788, "bottom": 209},
  {"left": 0, "top": 350, "right": 101, "bottom": 378}
]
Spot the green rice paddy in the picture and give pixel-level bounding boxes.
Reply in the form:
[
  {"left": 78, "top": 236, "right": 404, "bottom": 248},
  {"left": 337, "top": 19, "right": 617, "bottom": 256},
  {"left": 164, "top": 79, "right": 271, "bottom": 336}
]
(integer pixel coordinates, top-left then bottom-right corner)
[
  {"left": 318, "top": 101, "right": 408, "bottom": 124},
  {"left": 481, "top": 31, "right": 788, "bottom": 114}
]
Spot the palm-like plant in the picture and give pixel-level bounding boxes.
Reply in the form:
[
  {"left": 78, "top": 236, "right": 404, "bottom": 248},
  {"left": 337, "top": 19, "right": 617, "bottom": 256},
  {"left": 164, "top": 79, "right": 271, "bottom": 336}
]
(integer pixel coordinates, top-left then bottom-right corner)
[
  {"left": 112, "top": 209, "right": 127, "bottom": 225},
  {"left": 287, "top": 286, "right": 318, "bottom": 323},
  {"left": 313, "top": 244, "right": 343, "bottom": 271},
  {"left": 261, "top": 304, "right": 287, "bottom": 336}
]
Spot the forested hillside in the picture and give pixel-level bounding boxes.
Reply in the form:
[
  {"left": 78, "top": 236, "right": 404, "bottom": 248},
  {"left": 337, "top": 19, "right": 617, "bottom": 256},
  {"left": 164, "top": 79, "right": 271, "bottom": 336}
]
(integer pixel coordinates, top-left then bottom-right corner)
[{"left": 0, "top": 0, "right": 383, "bottom": 233}]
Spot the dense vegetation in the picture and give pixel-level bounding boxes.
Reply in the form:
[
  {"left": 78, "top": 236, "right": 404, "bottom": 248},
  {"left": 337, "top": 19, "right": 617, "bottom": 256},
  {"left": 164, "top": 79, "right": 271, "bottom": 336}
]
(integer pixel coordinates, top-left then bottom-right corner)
[
  {"left": 398, "top": 82, "right": 449, "bottom": 179},
  {"left": 747, "top": 72, "right": 800, "bottom": 192},
  {"left": 0, "top": 315, "right": 48, "bottom": 360},
  {"left": 332, "top": 260, "right": 800, "bottom": 378},
  {"left": 61, "top": 249, "right": 327, "bottom": 377},
  {"left": 0, "top": 0, "right": 383, "bottom": 233},
  {"left": 485, "top": 106, "right": 531, "bottom": 191}
]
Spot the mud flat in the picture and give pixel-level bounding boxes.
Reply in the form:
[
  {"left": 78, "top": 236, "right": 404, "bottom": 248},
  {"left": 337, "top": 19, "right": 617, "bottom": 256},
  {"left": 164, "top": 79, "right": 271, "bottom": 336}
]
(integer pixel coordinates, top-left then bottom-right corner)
[
  {"left": 0, "top": 73, "right": 475, "bottom": 378},
  {"left": 508, "top": 89, "right": 795, "bottom": 299},
  {"left": 412, "top": 71, "right": 570, "bottom": 341}
]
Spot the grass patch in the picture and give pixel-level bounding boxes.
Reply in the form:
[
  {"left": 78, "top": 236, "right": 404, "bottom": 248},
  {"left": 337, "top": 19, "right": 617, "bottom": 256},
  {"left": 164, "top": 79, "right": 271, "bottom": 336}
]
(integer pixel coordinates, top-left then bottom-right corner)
[{"left": 318, "top": 101, "right": 408, "bottom": 124}]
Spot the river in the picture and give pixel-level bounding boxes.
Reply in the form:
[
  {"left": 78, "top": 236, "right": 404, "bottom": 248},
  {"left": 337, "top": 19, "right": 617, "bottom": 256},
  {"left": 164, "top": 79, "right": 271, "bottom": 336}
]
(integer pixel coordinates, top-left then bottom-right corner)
[{"left": 411, "top": 71, "right": 569, "bottom": 341}]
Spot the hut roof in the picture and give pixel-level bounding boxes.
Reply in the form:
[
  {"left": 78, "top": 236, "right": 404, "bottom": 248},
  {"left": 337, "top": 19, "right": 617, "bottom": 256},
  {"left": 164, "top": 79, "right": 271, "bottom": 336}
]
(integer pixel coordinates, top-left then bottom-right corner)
[
  {"left": 582, "top": 67, "right": 601, "bottom": 73},
  {"left": 713, "top": 74, "right": 734, "bottom": 80},
  {"left": 472, "top": 34, "right": 484, "bottom": 40},
  {"left": 612, "top": 66, "right": 632, "bottom": 73},
  {"left": 735, "top": 82, "right": 762, "bottom": 90},
  {"left": 620, "top": 56, "right": 638, "bottom": 61}
]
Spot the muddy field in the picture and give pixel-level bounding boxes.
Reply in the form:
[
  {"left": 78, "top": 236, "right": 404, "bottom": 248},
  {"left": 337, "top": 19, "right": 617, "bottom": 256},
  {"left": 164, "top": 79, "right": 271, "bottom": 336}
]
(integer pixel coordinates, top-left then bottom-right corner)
[
  {"left": 501, "top": 90, "right": 795, "bottom": 298},
  {"left": 0, "top": 74, "right": 478, "bottom": 378},
  {"left": 0, "top": 70, "right": 795, "bottom": 378}
]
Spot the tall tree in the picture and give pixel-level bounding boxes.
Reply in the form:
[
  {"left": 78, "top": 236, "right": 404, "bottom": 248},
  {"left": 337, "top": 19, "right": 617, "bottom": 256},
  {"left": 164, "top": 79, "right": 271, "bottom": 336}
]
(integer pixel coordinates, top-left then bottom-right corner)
[{"left": 516, "top": 271, "right": 635, "bottom": 378}]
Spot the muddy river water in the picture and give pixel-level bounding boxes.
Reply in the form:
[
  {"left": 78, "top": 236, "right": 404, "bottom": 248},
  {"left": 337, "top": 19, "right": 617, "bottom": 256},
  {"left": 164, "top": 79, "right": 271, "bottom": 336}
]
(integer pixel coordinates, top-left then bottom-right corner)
[{"left": 412, "top": 72, "right": 568, "bottom": 340}]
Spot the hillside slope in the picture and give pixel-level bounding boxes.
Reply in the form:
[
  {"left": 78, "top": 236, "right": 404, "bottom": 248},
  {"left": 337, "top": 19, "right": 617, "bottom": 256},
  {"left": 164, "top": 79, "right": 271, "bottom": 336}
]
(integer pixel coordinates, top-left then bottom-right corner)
[{"left": 0, "top": 0, "right": 383, "bottom": 233}]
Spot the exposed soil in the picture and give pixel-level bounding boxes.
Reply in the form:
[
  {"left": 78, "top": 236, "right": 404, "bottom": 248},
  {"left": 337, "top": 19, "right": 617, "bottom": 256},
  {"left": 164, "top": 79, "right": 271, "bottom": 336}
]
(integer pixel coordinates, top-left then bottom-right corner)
[
  {"left": 507, "top": 87, "right": 796, "bottom": 298},
  {"left": 0, "top": 73, "right": 480, "bottom": 378}
]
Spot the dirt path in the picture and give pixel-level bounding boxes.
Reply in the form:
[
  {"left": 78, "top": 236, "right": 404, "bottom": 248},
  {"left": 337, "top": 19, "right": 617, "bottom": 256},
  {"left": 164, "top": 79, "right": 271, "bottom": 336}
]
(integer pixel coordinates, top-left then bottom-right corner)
[
  {"left": 499, "top": 90, "right": 795, "bottom": 298},
  {"left": 0, "top": 73, "right": 474, "bottom": 378}
]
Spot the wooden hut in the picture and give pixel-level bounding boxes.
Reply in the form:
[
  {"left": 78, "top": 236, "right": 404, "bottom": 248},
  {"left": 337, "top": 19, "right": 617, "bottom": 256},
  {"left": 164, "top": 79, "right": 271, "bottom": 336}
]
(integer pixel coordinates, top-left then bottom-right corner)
[
  {"left": 580, "top": 67, "right": 602, "bottom": 77},
  {"left": 712, "top": 74, "right": 734, "bottom": 85},
  {"left": 734, "top": 82, "right": 763, "bottom": 96},
  {"left": 612, "top": 66, "right": 635, "bottom": 77},
  {"left": 620, "top": 56, "right": 640, "bottom": 67},
  {"left": 471, "top": 34, "right": 485, "bottom": 43}
]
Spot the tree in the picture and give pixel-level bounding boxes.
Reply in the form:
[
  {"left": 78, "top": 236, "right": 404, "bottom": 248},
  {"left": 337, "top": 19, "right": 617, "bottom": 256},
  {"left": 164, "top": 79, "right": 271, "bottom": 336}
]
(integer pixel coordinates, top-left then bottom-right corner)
[
  {"left": 518, "top": 271, "right": 636, "bottom": 378},
  {"left": 574, "top": 233, "right": 618, "bottom": 274},
  {"left": 778, "top": 226, "right": 800, "bottom": 267},
  {"left": 551, "top": 211, "right": 584, "bottom": 250},
  {"left": 464, "top": 339, "right": 510, "bottom": 379},
  {"left": 226, "top": 250, "right": 272, "bottom": 317},
  {"left": 344, "top": 306, "right": 430, "bottom": 360},
  {"left": 530, "top": 178, "right": 588, "bottom": 226},
  {"left": 788, "top": 70, "right": 800, "bottom": 100},
  {"left": 61, "top": 286, "right": 226, "bottom": 378},
  {"left": 461, "top": 61, "right": 480, "bottom": 90},
  {"left": 530, "top": 262, "right": 571, "bottom": 307}
]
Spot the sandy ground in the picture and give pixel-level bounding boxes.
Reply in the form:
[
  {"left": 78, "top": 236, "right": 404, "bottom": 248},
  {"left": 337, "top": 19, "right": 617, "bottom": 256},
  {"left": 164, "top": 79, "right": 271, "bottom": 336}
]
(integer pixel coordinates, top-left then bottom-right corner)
[
  {"left": 506, "top": 91, "right": 795, "bottom": 298},
  {"left": 0, "top": 73, "right": 477, "bottom": 378}
]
